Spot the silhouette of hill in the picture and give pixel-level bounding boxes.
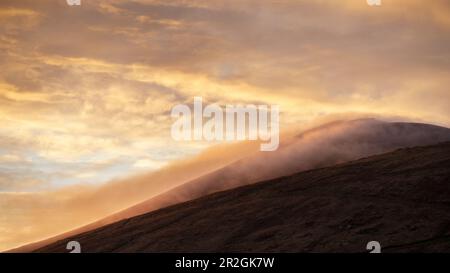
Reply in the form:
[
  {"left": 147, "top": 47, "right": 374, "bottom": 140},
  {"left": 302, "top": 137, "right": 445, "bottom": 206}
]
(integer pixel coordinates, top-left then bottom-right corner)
[{"left": 35, "top": 142, "right": 450, "bottom": 253}]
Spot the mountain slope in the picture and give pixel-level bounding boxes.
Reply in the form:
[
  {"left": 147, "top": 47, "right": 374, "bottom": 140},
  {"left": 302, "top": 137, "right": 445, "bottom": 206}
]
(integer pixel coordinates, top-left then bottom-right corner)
[
  {"left": 105, "top": 120, "right": 450, "bottom": 222},
  {"left": 35, "top": 142, "right": 450, "bottom": 252},
  {"left": 12, "top": 119, "right": 450, "bottom": 252}
]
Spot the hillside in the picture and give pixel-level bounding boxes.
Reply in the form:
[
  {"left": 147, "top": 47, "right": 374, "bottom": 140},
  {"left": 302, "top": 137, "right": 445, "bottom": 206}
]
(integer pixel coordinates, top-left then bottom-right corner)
[{"left": 35, "top": 142, "right": 450, "bottom": 252}]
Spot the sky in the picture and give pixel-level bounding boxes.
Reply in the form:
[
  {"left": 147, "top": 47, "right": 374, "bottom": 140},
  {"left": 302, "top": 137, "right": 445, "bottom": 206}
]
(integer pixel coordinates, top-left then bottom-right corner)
[{"left": 0, "top": 0, "right": 449, "bottom": 251}]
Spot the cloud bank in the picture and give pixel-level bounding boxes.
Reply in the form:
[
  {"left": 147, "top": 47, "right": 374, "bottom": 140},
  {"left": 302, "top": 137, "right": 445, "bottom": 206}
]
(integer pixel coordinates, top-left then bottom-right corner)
[{"left": 5, "top": 118, "right": 450, "bottom": 252}]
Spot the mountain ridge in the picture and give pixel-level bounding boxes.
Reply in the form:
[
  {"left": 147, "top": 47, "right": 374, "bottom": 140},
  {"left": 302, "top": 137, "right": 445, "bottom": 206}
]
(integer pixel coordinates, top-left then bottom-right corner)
[
  {"left": 34, "top": 141, "right": 450, "bottom": 252},
  {"left": 8, "top": 119, "right": 450, "bottom": 253}
]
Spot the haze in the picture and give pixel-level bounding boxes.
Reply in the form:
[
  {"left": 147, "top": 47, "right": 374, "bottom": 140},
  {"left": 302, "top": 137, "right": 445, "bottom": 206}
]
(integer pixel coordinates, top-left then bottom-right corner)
[{"left": 1, "top": 0, "right": 449, "bottom": 251}]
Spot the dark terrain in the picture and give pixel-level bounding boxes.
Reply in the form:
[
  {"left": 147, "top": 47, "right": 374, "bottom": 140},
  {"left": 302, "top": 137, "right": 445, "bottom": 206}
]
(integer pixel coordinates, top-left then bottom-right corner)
[{"left": 35, "top": 142, "right": 450, "bottom": 253}]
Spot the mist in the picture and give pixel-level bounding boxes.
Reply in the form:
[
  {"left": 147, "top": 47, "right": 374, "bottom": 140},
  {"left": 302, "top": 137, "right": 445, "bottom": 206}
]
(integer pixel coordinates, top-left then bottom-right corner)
[
  {"left": 107, "top": 118, "right": 450, "bottom": 221},
  {"left": 3, "top": 118, "right": 450, "bottom": 252}
]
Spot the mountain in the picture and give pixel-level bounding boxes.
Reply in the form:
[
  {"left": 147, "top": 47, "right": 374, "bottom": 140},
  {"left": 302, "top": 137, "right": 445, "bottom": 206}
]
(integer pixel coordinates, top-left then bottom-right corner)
[
  {"left": 34, "top": 141, "right": 450, "bottom": 252},
  {"left": 111, "top": 119, "right": 450, "bottom": 220},
  {"left": 9, "top": 119, "right": 450, "bottom": 253}
]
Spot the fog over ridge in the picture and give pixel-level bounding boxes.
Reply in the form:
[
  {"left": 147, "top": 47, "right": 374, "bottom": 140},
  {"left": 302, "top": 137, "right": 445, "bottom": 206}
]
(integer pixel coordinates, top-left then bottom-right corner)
[{"left": 7, "top": 118, "right": 450, "bottom": 252}]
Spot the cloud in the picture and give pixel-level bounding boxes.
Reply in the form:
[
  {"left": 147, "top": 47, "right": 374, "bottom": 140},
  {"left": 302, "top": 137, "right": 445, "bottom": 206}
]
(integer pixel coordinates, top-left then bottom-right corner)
[
  {"left": 0, "top": 139, "right": 260, "bottom": 251},
  {"left": 0, "top": 0, "right": 449, "bottom": 251},
  {"left": 0, "top": 0, "right": 448, "bottom": 190},
  {"left": 5, "top": 118, "right": 450, "bottom": 252},
  {"left": 133, "top": 158, "right": 167, "bottom": 169}
]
